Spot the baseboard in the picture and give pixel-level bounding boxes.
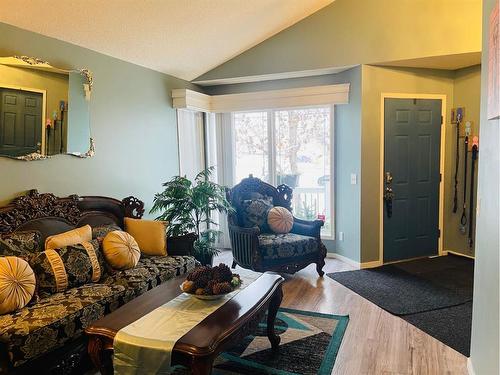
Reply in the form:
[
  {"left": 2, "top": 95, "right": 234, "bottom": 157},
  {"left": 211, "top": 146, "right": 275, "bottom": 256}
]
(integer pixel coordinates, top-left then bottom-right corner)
[
  {"left": 444, "top": 250, "right": 475, "bottom": 259},
  {"left": 327, "top": 253, "right": 383, "bottom": 269},
  {"left": 467, "top": 357, "right": 475, "bottom": 375},
  {"left": 327, "top": 253, "right": 360, "bottom": 269},
  {"left": 360, "top": 260, "right": 383, "bottom": 269}
]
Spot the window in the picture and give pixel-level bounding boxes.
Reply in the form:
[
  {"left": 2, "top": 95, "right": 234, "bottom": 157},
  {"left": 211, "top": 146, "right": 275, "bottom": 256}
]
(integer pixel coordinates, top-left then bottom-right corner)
[
  {"left": 233, "top": 111, "right": 269, "bottom": 182},
  {"left": 231, "top": 106, "right": 334, "bottom": 238}
]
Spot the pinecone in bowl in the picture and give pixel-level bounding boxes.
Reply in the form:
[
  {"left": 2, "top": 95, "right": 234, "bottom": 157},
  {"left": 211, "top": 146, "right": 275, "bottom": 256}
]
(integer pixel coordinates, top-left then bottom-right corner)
[
  {"left": 212, "top": 282, "right": 232, "bottom": 295},
  {"left": 212, "top": 263, "right": 233, "bottom": 283}
]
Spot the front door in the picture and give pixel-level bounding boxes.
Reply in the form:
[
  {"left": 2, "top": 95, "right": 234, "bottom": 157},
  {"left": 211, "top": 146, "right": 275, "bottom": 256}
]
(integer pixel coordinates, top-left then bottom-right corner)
[
  {"left": 383, "top": 98, "right": 442, "bottom": 262},
  {"left": 0, "top": 88, "right": 42, "bottom": 157}
]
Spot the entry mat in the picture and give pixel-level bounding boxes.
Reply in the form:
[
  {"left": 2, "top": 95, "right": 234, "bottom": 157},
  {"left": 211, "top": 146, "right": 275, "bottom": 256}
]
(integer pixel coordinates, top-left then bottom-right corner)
[
  {"left": 328, "top": 255, "right": 473, "bottom": 356},
  {"left": 173, "top": 307, "right": 349, "bottom": 375}
]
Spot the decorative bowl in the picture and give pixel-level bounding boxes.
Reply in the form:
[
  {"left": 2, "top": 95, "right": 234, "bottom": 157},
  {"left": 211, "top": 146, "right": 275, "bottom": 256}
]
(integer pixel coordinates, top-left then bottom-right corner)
[{"left": 180, "top": 283, "right": 241, "bottom": 300}]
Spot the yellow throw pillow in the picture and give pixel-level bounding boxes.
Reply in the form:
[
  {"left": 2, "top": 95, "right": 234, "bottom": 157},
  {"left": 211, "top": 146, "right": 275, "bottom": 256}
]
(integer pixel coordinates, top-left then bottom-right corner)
[
  {"left": 102, "top": 231, "right": 140, "bottom": 270},
  {"left": 124, "top": 218, "right": 167, "bottom": 256},
  {"left": 45, "top": 225, "right": 92, "bottom": 251},
  {"left": 0, "top": 257, "right": 36, "bottom": 314},
  {"left": 267, "top": 206, "right": 294, "bottom": 234}
]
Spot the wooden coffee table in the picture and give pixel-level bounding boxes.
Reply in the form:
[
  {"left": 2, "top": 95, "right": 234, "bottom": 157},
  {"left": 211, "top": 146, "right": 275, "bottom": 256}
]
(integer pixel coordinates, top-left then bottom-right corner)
[{"left": 85, "top": 271, "right": 284, "bottom": 374}]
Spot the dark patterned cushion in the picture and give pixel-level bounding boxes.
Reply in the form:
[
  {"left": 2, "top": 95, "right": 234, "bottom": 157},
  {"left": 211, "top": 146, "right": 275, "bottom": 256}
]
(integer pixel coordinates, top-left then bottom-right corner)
[
  {"left": 241, "top": 198, "right": 273, "bottom": 231},
  {"left": 0, "top": 231, "right": 42, "bottom": 262},
  {"left": 102, "top": 255, "right": 196, "bottom": 296},
  {"left": 258, "top": 233, "right": 318, "bottom": 261},
  {"left": 92, "top": 224, "right": 122, "bottom": 240},
  {"left": 0, "top": 283, "right": 133, "bottom": 368},
  {"left": 31, "top": 239, "right": 102, "bottom": 297}
]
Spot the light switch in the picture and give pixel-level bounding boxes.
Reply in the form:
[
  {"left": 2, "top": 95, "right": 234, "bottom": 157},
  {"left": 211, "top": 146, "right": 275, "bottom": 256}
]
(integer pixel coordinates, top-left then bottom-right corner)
[
  {"left": 339, "top": 232, "right": 344, "bottom": 241},
  {"left": 350, "top": 173, "right": 357, "bottom": 185}
]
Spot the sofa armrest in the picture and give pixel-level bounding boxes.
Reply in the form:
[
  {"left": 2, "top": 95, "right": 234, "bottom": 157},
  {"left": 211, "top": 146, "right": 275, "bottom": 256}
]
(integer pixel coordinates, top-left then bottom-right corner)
[{"left": 291, "top": 217, "right": 324, "bottom": 238}]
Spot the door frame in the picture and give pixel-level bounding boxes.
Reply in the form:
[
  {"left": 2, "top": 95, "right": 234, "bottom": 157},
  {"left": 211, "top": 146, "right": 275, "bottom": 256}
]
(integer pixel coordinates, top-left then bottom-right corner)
[
  {"left": 0, "top": 84, "right": 47, "bottom": 155},
  {"left": 379, "top": 93, "right": 447, "bottom": 264}
]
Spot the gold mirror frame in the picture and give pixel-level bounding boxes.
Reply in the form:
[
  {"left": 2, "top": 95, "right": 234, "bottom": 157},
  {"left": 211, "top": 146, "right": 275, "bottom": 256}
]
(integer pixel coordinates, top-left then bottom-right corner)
[{"left": 1, "top": 55, "right": 95, "bottom": 161}]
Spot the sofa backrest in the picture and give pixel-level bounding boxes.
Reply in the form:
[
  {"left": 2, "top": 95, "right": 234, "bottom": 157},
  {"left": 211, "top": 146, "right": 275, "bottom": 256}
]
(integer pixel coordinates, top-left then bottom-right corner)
[{"left": 0, "top": 189, "right": 144, "bottom": 243}]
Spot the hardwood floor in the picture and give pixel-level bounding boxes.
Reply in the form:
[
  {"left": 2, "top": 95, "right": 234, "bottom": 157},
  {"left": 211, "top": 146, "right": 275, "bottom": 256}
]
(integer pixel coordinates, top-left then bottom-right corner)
[{"left": 215, "top": 251, "right": 468, "bottom": 375}]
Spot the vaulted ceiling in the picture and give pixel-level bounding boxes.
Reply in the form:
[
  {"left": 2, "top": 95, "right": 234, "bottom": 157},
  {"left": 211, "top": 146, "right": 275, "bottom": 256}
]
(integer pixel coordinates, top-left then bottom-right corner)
[{"left": 0, "top": 0, "right": 334, "bottom": 81}]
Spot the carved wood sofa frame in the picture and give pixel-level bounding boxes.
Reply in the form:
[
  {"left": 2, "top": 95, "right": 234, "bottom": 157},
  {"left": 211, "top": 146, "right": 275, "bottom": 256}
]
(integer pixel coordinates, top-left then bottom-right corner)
[
  {"left": 0, "top": 189, "right": 146, "bottom": 375},
  {"left": 227, "top": 176, "right": 327, "bottom": 277}
]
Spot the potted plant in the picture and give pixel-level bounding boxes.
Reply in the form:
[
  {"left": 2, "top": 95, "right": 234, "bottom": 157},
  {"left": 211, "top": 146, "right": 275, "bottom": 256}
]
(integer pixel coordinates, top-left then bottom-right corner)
[{"left": 150, "top": 168, "right": 234, "bottom": 266}]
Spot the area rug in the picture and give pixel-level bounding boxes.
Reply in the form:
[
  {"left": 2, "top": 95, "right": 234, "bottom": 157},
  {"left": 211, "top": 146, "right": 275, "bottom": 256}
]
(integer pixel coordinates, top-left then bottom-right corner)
[
  {"left": 173, "top": 308, "right": 349, "bottom": 375},
  {"left": 327, "top": 255, "right": 473, "bottom": 356}
]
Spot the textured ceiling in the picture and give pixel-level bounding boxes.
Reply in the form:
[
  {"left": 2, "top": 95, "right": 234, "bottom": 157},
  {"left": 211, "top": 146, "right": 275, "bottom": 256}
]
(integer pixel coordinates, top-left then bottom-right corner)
[{"left": 0, "top": 0, "right": 334, "bottom": 81}]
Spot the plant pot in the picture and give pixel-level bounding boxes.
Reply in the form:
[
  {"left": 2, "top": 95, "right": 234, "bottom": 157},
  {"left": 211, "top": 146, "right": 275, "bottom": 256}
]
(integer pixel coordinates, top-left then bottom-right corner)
[
  {"left": 166, "top": 233, "right": 197, "bottom": 256},
  {"left": 195, "top": 252, "right": 214, "bottom": 266}
]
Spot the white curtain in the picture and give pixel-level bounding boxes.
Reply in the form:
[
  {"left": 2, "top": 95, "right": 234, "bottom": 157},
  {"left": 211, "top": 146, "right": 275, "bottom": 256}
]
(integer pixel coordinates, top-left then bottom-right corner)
[
  {"left": 177, "top": 109, "right": 204, "bottom": 181},
  {"left": 211, "top": 113, "right": 234, "bottom": 249}
]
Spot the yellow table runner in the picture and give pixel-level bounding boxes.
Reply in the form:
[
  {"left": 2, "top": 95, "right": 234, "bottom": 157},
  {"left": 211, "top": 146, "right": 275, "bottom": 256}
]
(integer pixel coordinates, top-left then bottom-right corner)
[{"left": 113, "top": 271, "right": 260, "bottom": 375}]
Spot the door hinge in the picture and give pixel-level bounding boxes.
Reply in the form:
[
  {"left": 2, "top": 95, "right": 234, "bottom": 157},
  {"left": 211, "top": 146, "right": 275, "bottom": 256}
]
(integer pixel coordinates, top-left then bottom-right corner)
[
  {"left": 441, "top": 115, "right": 443, "bottom": 125},
  {"left": 438, "top": 229, "right": 441, "bottom": 238},
  {"left": 439, "top": 173, "right": 442, "bottom": 182}
]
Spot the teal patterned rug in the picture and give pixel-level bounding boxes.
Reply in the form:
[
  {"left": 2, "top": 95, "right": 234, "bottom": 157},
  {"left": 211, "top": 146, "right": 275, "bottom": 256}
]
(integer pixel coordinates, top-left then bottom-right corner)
[{"left": 175, "top": 308, "right": 349, "bottom": 375}]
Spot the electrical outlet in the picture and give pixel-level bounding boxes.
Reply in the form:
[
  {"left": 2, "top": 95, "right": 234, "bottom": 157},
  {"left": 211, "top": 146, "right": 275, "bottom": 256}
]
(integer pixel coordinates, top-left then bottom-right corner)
[
  {"left": 339, "top": 232, "right": 344, "bottom": 241},
  {"left": 350, "top": 173, "right": 357, "bottom": 185}
]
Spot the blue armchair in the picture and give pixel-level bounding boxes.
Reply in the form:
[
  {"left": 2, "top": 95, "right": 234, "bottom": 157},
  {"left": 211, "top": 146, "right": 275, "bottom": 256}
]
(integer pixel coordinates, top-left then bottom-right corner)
[{"left": 227, "top": 176, "right": 327, "bottom": 276}]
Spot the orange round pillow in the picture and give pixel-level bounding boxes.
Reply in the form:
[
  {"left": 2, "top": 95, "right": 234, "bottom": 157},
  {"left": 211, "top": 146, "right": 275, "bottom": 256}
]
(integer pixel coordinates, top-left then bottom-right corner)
[
  {"left": 102, "top": 231, "right": 140, "bottom": 270},
  {"left": 267, "top": 207, "right": 294, "bottom": 234},
  {"left": 0, "top": 256, "right": 36, "bottom": 314}
]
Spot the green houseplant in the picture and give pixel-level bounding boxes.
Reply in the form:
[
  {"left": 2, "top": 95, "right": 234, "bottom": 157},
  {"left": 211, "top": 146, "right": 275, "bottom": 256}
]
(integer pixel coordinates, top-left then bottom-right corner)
[{"left": 150, "top": 168, "right": 233, "bottom": 265}]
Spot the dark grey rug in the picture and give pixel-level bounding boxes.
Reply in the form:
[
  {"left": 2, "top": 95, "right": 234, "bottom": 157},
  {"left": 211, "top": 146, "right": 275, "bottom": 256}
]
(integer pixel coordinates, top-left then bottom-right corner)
[{"left": 327, "top": 255, "right": 474, "bottom": 356}]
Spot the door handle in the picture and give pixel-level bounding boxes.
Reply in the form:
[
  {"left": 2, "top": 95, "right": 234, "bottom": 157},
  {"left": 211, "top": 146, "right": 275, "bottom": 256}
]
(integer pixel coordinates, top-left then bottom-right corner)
[{"left": 384, "top": 171, "right": 394, "bottom": 218}]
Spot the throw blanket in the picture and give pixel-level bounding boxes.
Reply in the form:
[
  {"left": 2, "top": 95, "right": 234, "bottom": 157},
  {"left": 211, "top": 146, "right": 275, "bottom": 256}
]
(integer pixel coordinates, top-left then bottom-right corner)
[{"left": 114, "top": 271, "right": 260, "bottom": 374}]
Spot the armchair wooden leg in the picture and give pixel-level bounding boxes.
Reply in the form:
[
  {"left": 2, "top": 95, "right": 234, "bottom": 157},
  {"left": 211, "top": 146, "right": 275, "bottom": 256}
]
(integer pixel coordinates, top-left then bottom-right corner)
[
  {"left": 231, "top": 260, "right": 237, "bottom": 269},
  {"left": 316, "top": 243, "right": 327, "bottom": 277}
]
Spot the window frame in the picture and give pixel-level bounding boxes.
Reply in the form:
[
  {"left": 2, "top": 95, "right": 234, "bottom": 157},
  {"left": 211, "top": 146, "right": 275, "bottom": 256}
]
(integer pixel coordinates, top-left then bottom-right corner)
[{"left": 230, "top": 105, "right": 335, "bottom": 240}]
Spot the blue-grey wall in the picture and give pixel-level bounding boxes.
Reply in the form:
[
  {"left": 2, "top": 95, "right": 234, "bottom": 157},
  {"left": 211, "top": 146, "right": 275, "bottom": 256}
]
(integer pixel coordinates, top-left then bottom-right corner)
[
  {"left": 206, "top": 66, "right": 363, "bottom": 261},
  {"left": 469, "top": 0, "right": 499, "bottom": 372},
  {"left": 0, "top": 22, "right": 200, "bottom": 210}
]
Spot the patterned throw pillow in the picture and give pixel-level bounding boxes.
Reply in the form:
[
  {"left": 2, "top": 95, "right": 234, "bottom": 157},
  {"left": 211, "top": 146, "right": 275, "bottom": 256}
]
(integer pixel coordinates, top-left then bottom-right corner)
[
  {"left": 241, "top": 198, "right": 273, "bottom": 232},
  {"left": 0, "top": 231, "right": 42, "bottom": 262},
  {"left": 92, "top": 224, "right": 122, "bottom": 240},
  {"left": 31, "top": 239, "right": 102, "bottom": 297}
]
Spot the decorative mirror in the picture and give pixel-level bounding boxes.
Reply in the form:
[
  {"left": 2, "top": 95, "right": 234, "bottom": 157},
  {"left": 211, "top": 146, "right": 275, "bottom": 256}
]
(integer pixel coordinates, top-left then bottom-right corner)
[{"left": 0, "top": 56, "right": 94, "bottom": 160}]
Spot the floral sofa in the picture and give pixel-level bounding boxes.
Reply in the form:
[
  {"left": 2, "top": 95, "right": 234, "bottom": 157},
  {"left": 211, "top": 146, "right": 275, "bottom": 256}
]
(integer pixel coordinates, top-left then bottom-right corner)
[{"left": 0, "top": 190, "right": 196, "bottom": 375}]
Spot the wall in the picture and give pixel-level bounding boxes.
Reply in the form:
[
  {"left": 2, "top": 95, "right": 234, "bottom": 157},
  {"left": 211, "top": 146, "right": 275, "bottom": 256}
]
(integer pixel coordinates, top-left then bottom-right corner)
[
  {"left": 205, "top": 67, "right": 363, "bottom": 260},
  {"left": 469, "top": 0, "right": 499, "bottom": 372},
  {"left": 445, "top": 65, "right": 482, "bottom": 257},
  {"left": 361, "top": 65, "right": 455, "bottom": 262},
  {"left": 196, "top": 0, "right": 481, "bottom": 82},
  {"left": 0, "top": 22, "right": 200, "bottom": 210}
]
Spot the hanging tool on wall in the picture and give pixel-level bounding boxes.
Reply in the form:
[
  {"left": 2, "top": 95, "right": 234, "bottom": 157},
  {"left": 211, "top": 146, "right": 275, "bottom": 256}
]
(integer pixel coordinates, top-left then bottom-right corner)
[
  {"left": 452, "top": 110, "right": 463, "bottom": 213},
  {"left": 59, "top": 101, "right": 67, "bottom": 154},
  {"left": 460, "top": 122, "right": 471, "bottom": 233},
  {"left": 468, "top": 137, "right": 479, "bottom": 248}
]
